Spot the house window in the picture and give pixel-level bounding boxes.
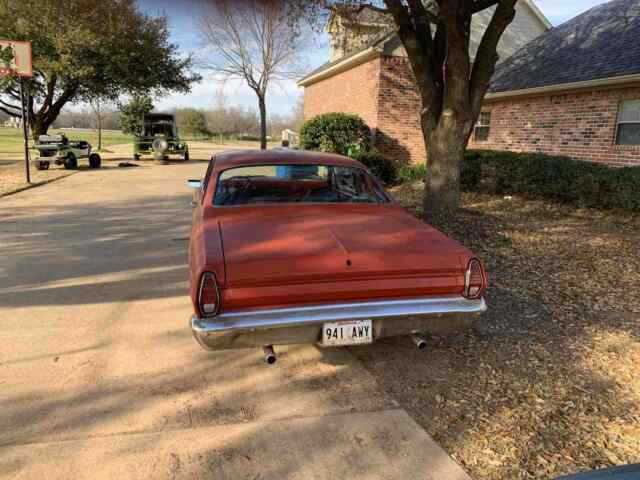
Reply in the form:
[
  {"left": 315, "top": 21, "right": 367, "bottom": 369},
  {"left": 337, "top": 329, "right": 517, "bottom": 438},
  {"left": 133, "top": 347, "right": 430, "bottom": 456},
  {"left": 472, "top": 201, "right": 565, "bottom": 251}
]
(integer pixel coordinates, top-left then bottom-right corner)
[
  {"left": 616, "top": 100, "right": 640, "bottom": 145},
  {"left": 474, "top": 112, "right": 491, "bottom": 142}
]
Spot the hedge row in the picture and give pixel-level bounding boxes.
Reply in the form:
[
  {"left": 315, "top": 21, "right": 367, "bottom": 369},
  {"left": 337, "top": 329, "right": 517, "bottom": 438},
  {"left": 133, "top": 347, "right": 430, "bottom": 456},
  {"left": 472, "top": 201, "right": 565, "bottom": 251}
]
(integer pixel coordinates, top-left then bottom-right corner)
[
  {"left": 462, "top": 150, "right": 640, "bottom": 211},
  {"left": 299, "top": 113, "right": 640, "bottom": 212}
]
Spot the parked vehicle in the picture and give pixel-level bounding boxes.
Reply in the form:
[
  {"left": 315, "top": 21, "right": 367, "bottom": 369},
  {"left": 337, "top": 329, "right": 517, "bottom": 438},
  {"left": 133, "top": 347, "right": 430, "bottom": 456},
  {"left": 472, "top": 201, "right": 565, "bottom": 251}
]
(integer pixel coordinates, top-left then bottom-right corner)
[
  {"left": 133, "top": 113, "right": 189, "bottom": 162},
  {"left": 187, "top": 150, "right": 487, "bottom": 363},
  {"left": 32, "top": 134, "right": 101, "bottom": 170}
]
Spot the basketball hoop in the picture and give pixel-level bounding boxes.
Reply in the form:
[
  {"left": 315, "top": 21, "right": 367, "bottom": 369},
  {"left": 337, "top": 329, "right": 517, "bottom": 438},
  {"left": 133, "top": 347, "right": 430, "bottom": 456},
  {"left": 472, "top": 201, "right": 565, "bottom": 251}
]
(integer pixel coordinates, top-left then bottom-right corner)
[
  {"left": 1, "top": 40, "right": 33, "bottom": 183},
  {"left": 0, "top": 40, "right": 33, "bottom": 78}
]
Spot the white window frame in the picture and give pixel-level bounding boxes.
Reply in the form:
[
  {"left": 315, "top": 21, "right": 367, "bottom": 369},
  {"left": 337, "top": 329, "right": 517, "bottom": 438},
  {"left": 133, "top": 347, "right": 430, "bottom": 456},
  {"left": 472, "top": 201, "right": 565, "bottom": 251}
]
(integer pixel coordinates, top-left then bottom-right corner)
[
  {"left": 615, "top": 99, "right": 640, "bottom": 146},
  {"left": 474, "top": 112, "right": 491, "bottom": 142}
]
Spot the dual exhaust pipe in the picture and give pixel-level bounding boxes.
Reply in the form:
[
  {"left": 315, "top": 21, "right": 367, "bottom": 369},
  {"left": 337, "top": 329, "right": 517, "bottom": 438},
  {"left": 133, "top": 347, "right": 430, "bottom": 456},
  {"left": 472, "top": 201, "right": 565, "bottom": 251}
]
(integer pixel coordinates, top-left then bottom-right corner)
[
  {"left": 411, "top": 333, "right": 428, "bottom": 350},
  {"left": 262, "top": 334, "right": 428, "bottom": 365},
  {"left": 263, "top": 345, "right": 277, "bottom": 364}
]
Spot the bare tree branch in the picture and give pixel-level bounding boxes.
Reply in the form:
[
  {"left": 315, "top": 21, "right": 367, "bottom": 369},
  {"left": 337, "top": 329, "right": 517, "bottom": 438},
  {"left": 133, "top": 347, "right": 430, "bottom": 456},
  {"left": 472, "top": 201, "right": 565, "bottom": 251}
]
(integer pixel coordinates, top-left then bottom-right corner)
[
  {"left": 0, "top": 97, "right": 21, "bottom": 113},
  {"left": 383, "top": 1, "right": 438, "bottom": 108},
  {"left": 469, "top": 0, "right": 500, "bottom": 14},
  {"left": 0, "top": 105, "right": 20, "bottom": 117},
  {"left": 469, "top": 0, "right": 517, "bottom": 118},
  {"left": 198, "top": 0, "right": 309, "bottom": 148}
]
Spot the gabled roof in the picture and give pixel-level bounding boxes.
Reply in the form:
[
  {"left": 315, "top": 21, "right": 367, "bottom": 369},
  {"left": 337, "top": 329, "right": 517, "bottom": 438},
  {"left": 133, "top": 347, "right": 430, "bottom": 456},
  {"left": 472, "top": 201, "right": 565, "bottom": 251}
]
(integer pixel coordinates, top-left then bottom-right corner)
[
  {"left": 297, "top": 0, "right": 550, "bottom": 88},
  {"left": 490, "top": 0, "right": 640, "bottom": 95},
  {"left": 297, "top": 31, "right": 393, "bottom": 87}
]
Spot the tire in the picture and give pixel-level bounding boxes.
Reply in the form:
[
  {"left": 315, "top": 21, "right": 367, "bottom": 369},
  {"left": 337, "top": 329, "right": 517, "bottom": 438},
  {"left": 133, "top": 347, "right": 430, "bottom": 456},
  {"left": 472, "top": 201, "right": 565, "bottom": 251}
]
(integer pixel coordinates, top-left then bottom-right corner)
[
  {"left": 36, "top": 161, "right": 50, "bottom": 171},
  {"left": 89, "top": 153, "right": 101, "bottom": 168},
  {"left": 133, "top": 154, "right": 141, "bottom": 160},
  {"left": 64, "top": 153, "right": 78, "bottom": 170},
  {"left": 181, "top": 151, "right": 189, "bottom": 162}
]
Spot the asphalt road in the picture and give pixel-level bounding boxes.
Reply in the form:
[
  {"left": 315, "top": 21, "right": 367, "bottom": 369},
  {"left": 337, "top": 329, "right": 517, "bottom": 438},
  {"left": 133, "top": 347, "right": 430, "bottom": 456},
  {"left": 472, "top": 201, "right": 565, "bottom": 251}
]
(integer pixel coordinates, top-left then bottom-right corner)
[{"left": 0, "top": 158, "right": 470, "bottom": 479}]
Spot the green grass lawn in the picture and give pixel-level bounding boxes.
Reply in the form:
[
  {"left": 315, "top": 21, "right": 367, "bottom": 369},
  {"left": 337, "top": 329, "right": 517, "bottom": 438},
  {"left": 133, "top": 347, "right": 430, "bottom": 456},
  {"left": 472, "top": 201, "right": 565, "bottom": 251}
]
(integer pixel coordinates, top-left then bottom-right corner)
[{"left": 0, "top": 127, "right": 132, "bottom": 154}]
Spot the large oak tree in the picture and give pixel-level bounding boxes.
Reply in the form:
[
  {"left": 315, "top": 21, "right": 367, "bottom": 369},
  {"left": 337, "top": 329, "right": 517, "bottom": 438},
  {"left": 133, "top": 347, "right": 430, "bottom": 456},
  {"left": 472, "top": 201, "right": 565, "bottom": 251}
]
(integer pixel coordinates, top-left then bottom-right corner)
[
  {"left": 0, "top": 0, "right": 200, "bottom": 140},
  {"left": 298, "top": 0, "right": 519, "bottom": 219}
]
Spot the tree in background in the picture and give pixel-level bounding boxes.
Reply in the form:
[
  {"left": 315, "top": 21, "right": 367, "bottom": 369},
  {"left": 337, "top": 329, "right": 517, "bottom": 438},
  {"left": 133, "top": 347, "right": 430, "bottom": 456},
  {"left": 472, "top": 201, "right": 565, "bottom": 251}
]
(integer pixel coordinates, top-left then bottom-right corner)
[
  {"left": 198, "top": 0, "right": 308, "bottom": 149},
  {"left": 177, "top": 108, "right": 212, "bottom": 138},
  {"left": 290, "top": 94, "right": 305, "bottom": 132},
  {"left": 52, "top": 108, "right": 120, "bottom": 131},
  {"left": 0, "top": 0, "right": 200, "bottom": 140},
  {"left": 294, "top": 0, "right": 520, "bottom": 220},
  {"left": 120, "top": 96, "right": 154, "bottom": 137},
  {"left": 88, "top": 96, "right": 107, "bottom": 150}
]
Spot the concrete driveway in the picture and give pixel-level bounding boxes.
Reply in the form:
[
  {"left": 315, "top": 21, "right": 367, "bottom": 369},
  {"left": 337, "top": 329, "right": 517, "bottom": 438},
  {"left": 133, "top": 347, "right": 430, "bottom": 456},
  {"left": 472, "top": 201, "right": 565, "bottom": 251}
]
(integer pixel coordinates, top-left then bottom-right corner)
[{"left": 0, "top": 157, "right": 470, "bottom": 479}]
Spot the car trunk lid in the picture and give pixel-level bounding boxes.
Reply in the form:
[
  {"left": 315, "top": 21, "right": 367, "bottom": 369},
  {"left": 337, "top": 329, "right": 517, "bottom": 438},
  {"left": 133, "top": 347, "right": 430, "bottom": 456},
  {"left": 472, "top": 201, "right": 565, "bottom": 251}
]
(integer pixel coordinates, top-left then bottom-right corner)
[{"left": 220, "top": 210, "right": 468, "bottom": 288}]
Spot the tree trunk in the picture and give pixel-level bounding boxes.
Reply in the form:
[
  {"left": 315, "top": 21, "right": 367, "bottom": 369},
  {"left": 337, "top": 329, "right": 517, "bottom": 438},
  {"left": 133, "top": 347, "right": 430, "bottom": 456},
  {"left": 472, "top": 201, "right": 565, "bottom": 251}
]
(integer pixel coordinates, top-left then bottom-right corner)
[
  {"left": 422, "top": 113, "right": 468, "bottom": 222},
  {"left": 257, "top": 94, "right": 267, "bottom": 150},
  {"left": 97, "top": 116, "right": 102, "bottom": 150},
  {"left": 31, "top": 113, "right": 48, "bottom": 142}
]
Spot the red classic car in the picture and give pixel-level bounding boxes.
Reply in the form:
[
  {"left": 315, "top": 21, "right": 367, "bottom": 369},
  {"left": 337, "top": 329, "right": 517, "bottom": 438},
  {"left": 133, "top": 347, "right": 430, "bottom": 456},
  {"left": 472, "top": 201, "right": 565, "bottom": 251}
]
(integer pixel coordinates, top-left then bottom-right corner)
[{"left": 188, "top": 150, "right": 487, "bottom": 363}]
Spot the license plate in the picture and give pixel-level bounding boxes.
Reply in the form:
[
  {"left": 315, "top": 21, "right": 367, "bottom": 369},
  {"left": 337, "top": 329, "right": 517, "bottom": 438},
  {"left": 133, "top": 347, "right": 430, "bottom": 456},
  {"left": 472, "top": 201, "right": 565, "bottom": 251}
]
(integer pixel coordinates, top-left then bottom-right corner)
[{"left": 322, "top": 319, "right": 373, "bottom": 346}]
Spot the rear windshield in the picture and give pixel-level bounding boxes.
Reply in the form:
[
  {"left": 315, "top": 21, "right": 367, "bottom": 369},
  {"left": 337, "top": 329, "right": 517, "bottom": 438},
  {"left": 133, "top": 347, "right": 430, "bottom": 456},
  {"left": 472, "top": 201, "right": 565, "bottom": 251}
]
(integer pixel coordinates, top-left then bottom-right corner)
[{"left": 213, "top": 164, "right": 390, "bottom": 206}]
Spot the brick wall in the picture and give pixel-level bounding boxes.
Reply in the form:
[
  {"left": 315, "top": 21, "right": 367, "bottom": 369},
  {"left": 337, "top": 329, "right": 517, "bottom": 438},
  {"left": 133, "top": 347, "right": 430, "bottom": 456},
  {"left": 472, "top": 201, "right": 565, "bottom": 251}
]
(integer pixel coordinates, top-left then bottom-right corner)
[
  {"left": 375, "top": 56, "right": 426, "bottom": 165},
  {"left": 303, "top": 58, "right": 381, "bottom": 129},
  {"left": 469, "top": 85, "right": 640, "bottom": 167}
]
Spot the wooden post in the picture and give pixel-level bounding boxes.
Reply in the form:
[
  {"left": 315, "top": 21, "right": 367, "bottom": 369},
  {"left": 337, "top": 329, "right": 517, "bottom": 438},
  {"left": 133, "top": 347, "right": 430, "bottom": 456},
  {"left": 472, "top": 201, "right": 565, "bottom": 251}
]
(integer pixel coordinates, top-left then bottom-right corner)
[{"left": 19, "top": 78, "right": 30, "bottom": 184}]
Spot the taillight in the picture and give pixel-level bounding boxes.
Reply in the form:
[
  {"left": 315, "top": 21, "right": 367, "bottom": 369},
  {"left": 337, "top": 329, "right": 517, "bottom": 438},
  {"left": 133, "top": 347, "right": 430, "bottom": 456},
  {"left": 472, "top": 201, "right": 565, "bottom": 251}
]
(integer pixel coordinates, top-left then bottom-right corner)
[
  {"left": 198, "top": 272, "right": 220, "bottom": 317},
  {"left": 463, "top": 259, "right": 486, "bottom": 299}
]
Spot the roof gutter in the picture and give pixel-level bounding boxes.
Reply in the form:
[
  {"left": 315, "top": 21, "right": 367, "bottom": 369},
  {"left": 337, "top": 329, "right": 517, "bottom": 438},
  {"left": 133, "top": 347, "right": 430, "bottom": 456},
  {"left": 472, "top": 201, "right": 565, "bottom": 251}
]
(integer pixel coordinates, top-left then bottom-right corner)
[
  {"left": 486, "top": 73, "right": 640, "bottom": 100},
  {"left": 297, "top": 47, "right": 380, "bottom": 87}
]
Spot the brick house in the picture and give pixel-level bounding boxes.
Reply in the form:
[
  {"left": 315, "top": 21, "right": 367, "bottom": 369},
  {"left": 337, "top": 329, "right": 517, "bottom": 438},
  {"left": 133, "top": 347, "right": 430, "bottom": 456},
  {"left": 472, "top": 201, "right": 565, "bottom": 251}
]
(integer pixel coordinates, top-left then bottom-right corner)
[
  {"left": 468, "top": 0, "right": 640, "bottom": 167},
  {"left": 300, "top": 0, "right": 640, "bottom": 168},
  {"left": 298, "top": 1, "right": 551, "bottom": 165}
]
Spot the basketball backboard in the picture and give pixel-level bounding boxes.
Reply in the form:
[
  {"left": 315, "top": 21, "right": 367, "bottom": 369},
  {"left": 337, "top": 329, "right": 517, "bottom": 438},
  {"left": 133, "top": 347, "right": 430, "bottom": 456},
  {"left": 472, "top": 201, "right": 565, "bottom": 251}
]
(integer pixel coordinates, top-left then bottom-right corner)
[{"left": 0, "top": 40, "right": 33, "bottom": 77}]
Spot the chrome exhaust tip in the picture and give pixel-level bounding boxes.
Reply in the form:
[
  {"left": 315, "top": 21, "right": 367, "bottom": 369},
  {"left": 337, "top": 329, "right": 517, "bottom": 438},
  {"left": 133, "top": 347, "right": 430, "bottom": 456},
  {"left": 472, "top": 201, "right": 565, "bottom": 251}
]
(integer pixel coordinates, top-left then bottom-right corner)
[
  {"left": 263, "top": 345, "right": 277, "bottom": 364},
  {"left": 411, "top": 334, "right": 428, "bottom": 350}
]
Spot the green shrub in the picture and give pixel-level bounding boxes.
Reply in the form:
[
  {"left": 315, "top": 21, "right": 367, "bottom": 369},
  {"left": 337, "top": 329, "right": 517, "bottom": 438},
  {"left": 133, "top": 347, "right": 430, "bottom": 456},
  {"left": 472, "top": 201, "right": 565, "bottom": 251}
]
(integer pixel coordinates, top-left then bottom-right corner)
[
  {"left": 351, "top": 148, "right": 397, "bottom": 185},
  {"left": 397, "top": 163, "right": 427, "bottom": 183},
  {"left": 462, "top": 150, "right": 640, "bottom": 211},
  {"left": 300, "top": 112, "right": 371, "bottom": 156}
]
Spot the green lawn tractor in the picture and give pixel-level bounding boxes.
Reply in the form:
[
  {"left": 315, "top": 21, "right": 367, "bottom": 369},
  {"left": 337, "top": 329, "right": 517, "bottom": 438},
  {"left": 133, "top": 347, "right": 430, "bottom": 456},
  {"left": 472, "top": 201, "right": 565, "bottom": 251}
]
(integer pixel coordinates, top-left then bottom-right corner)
[
  {"left": 32, "top": 134, "right": 101, "bottom": 170},
  {"left": 133, "top": 113, "right": 189, "bottom": 163}
]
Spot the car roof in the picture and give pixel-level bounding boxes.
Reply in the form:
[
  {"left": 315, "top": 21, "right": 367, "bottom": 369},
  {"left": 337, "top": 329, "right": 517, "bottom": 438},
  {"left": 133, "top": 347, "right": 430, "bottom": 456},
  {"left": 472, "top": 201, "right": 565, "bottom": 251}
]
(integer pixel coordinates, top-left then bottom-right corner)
[
  {"left": 213, "top": 149, "right": 365, "bottom": 170},
  {"left": 145, "top": 113, "right": 174, "bottom": 121}
]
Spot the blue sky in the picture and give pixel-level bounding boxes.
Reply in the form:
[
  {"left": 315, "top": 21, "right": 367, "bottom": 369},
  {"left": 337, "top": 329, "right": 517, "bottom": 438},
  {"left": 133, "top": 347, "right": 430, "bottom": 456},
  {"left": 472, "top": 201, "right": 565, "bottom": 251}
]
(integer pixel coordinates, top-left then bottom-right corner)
[{"left": 139, "top": 0, "right": 608, "bottom": 116}]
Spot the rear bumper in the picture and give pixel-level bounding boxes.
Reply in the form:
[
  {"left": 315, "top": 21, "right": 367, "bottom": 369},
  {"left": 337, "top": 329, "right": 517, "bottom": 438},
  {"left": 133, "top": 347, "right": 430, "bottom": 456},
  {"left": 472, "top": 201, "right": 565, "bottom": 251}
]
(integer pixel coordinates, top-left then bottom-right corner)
[{"left": 191, "top": 295, "right": 486, "bottom": 351}]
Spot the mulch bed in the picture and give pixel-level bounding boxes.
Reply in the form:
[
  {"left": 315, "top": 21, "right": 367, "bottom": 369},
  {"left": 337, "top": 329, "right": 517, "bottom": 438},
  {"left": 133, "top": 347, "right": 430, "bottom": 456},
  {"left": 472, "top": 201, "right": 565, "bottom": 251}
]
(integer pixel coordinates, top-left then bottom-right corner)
[{"left": 351, "top": 183, "right": 640, "bottom": 479}]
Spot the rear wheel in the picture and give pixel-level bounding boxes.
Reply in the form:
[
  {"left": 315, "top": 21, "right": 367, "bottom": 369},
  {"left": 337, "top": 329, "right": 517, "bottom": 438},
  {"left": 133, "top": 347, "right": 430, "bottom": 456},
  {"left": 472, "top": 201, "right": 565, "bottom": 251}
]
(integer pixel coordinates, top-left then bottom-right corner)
[
  {"left": 36, "top": 161, "right": 50, "bottom": 171},
  {"left": 64, "top": 153, "right": 78, "bottom": 170},
  {"left": 133, "top": 154, "right": 141, "bottom": 160},
  {"left": 89, "top": 153, "right": 101, "bottom": 168}
]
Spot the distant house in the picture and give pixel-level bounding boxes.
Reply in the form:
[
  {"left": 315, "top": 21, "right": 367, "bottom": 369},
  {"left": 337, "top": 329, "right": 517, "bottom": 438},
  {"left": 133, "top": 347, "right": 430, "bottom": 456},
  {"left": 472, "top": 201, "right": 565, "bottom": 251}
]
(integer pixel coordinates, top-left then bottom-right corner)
[
  {"left": 3, "top": 116, "right": 22, "bottom": 128},
  {"left": 298, "top": 1, "right": 551, "bottom": 165},
  {"left": 468, "top": 0, "right": 640, "bottom": 167}
]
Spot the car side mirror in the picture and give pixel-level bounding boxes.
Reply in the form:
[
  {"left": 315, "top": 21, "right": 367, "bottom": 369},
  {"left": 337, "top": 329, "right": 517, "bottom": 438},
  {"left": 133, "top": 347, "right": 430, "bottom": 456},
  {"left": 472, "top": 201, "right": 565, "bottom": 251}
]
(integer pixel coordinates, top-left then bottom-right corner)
[{"left": 187, "top": 179, "right": 201, "bottom": 189}]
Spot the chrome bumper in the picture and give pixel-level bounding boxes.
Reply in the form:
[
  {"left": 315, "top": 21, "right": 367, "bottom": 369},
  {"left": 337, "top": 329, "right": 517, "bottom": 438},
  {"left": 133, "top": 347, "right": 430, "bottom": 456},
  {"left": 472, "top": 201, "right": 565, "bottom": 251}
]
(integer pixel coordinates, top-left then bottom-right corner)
[{"left": 191, "top": 295, "right": 486, "bottom": 351}]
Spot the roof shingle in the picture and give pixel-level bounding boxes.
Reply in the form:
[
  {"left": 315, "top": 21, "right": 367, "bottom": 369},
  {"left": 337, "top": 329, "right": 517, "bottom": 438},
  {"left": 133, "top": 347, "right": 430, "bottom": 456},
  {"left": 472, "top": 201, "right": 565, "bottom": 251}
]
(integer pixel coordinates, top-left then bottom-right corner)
[{"left": 490, "top": 0, "right": 640, "bottom": 93}]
